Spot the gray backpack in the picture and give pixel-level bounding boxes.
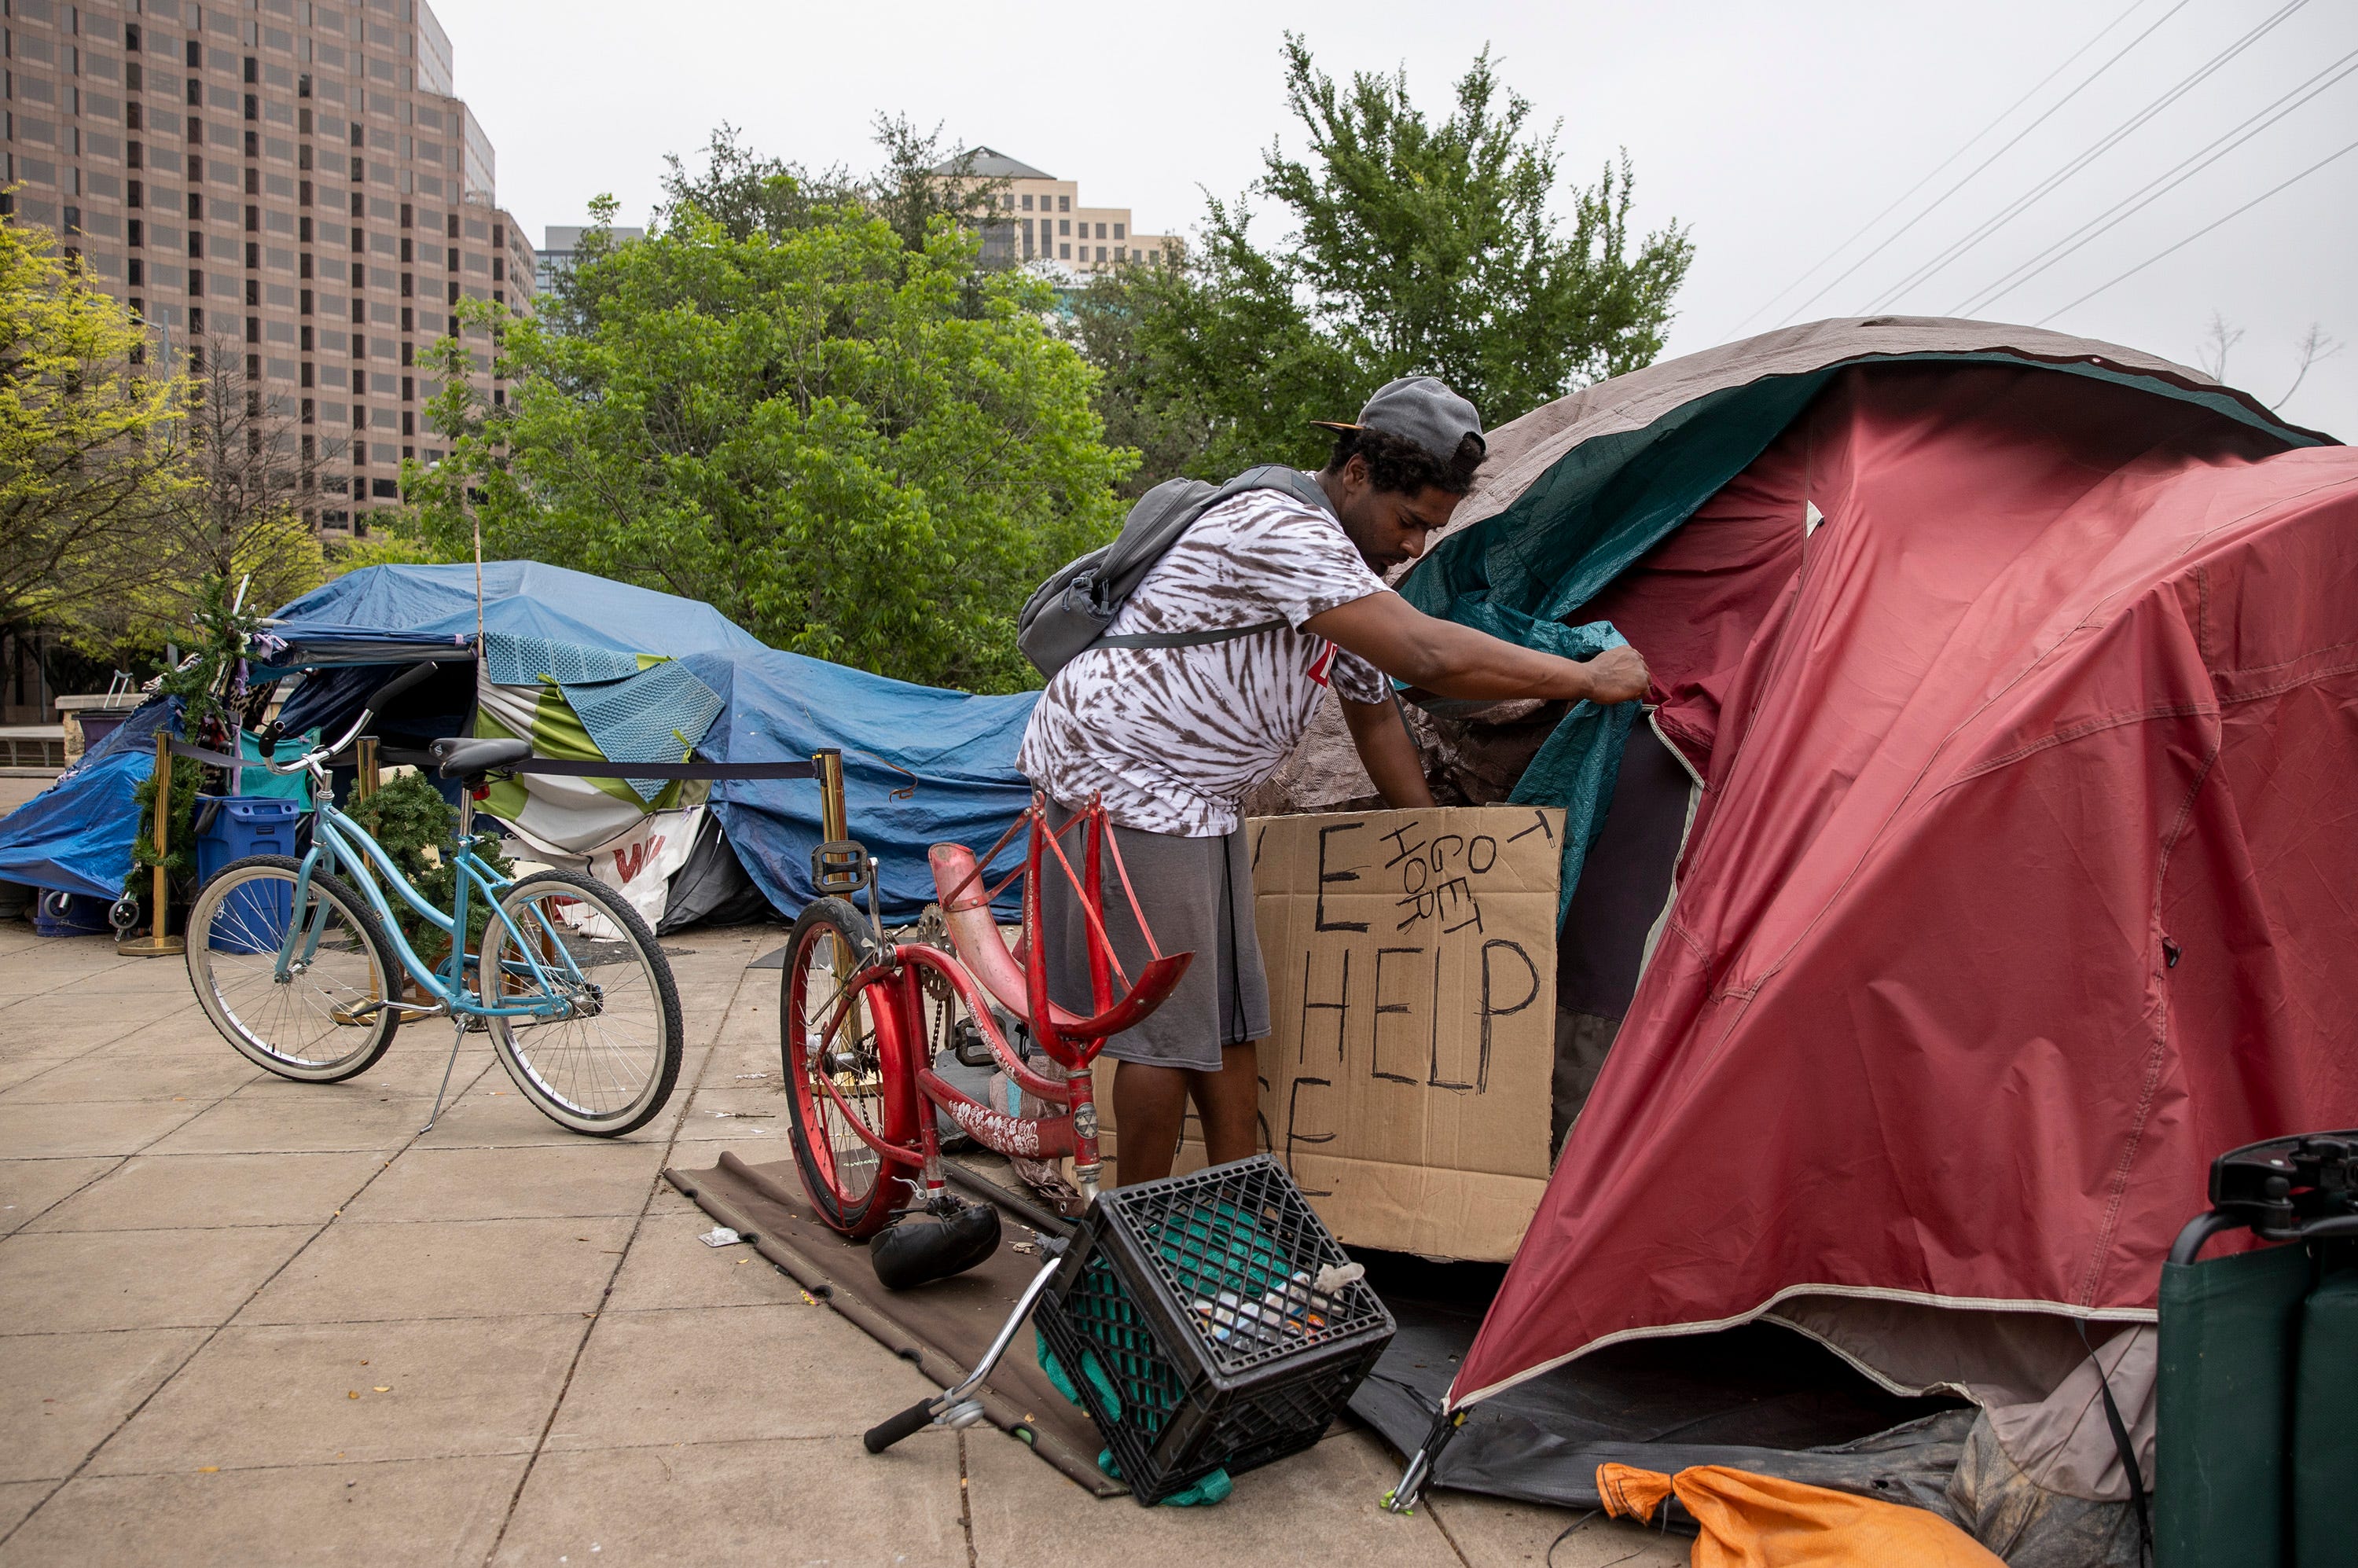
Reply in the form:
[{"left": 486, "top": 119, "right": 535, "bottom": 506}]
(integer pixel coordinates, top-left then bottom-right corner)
[{"left": 1018, "top": 465, "right": 1334, "bottom": 678}]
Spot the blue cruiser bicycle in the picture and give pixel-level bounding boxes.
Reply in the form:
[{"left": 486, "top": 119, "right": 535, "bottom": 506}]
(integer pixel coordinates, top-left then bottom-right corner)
[{"left": 182, "top": 664, "right": 684, "bottom": 1137}]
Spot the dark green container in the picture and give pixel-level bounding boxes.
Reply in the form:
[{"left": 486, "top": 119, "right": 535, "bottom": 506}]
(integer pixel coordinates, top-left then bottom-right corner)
[
  {"left": 2290, "top": 1252, "right": 2358, "bottom": 1567},
  {"left": 2156, "top": 1242, "right": 2309, "bottom": 1568},
  {"left": 2156, "top": 1132, "right": 2358, "bottom": 1568}
]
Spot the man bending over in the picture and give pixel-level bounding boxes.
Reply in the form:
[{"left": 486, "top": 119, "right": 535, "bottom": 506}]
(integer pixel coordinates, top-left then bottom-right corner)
[{"left": 1019, "top": 376, "right": 1648, "bottom": 1184}]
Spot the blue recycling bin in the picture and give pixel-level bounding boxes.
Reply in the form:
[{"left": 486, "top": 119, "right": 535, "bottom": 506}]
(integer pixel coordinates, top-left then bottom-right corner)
[{"left": 194, "top": 796, "right": 303, "bottom": 953}]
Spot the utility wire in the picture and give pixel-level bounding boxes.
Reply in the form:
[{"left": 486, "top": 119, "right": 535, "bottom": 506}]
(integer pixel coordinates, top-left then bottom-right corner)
[
  {"left": 1955, "top": 46, "right": 2358, "bottom": 316},
  {"left": 2035, "top": 133, "right": 2358, "bottom": 324},
  {"left": 1770, "top": 0, "right": 2198, "bottom": 328},
  {"left": 1864, "top": 0, "right": 2312, "bottom": 312},
  {"left": 1726, "top": 0, "right": 2150, "bottom": 336}
]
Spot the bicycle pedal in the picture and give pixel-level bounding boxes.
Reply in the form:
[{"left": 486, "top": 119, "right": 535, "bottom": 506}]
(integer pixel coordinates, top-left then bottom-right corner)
[{"left": 810, "top": 839, "right": 872, "bottom": 896}]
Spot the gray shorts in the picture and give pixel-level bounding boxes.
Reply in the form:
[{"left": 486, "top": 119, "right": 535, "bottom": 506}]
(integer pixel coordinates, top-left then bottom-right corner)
[{"left": 1040, "top": 799, "right": 1270, "bottom": 1073}]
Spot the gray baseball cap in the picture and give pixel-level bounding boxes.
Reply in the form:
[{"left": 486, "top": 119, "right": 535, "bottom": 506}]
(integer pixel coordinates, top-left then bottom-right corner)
[{"left": 1312, "top": 376, "right": 1486, "bottom": 464}]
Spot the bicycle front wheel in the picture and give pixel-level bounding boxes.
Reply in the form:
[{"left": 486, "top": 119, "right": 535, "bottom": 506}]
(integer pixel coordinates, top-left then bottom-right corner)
[
  {"left": 780, "top": 897, "right": 913, "bottom": 1237},
  {"left": 185, "top": 854, "right": 403, "bottom": 1081},
  {"left": 480, "top": 870, "right": 683, "bottom": 1137}
]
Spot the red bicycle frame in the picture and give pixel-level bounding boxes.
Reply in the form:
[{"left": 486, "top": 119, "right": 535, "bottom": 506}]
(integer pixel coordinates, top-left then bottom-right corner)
[{"left": 814, "top": 791, "right": 1189, "bottom": 1212}]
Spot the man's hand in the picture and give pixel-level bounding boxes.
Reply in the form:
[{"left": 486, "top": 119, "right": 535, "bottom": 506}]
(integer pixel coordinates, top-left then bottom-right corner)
[
  {"left": 1582, "top": 645, "right": 1650, "bottom": 705},
  {"left": 1306, "top": 591, "right": 1654, "bottom": 706}
]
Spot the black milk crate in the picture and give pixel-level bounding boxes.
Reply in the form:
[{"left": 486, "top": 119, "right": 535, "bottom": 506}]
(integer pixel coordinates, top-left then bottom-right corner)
[{"left": 1035, "top": 1155, "right": 1395, "bottom": 1505}]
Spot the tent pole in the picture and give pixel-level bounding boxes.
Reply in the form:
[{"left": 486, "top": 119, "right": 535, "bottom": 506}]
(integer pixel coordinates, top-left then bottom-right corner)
[
  {"left": 1382, "top": 1407, "right": 1465, "bottom": 1515},
  {"left": 119, "top": 730, "right": 187, "bottom": 957}
]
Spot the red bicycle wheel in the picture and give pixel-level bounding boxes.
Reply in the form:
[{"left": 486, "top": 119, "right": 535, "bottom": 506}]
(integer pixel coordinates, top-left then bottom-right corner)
[{"left": 780, "top": 898, "right": 914, "bottom": 1237}]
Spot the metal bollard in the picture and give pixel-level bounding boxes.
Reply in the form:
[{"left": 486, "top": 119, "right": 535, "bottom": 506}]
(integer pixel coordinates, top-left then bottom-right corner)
[{"left": 119, "top": 731, "right": 187, "bottom": 957}]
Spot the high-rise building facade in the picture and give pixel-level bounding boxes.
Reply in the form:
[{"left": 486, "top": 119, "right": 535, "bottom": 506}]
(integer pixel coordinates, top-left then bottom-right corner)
[
  {"left": 535, "top": 222, "right": 642, "bottom": 296},
  {"left": 1, "top": 0, "right": 534, "bottom": 533},
  {"left": 938, "top": 148, "right": 1172, "bottom": 275}
]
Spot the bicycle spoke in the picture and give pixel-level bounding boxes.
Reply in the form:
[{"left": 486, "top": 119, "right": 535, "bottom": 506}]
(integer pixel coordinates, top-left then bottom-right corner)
[
  {"left": 485, "top": 885, "right": 675, "bottom": 1129},
  {"left": 189, "top": 861, "right": 394, "bottom": 1079}
]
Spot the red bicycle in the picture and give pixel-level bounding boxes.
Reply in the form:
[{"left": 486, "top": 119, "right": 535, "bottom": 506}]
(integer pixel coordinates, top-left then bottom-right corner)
[{"left": 777, "top": 754, "right": 1189, "bottom": 1288}]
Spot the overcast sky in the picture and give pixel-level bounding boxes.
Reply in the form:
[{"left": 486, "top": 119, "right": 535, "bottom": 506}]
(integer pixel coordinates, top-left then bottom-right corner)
[{"left": 432, "top": 0, "right": 2356, "bottom": 439}]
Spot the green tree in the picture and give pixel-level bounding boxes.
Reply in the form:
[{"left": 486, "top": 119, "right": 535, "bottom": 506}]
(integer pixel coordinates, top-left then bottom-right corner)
[
  {"left": 402, "top": 204, "right": 1132, "bottom": 692},
  {"left": 1075, "top": 36, "right": 1694, "bottom": 482},
  {"left": 61, "top": 334, "right": 329, "bottom": 668},
  {"left": 0, "top": 217, "right": 195, "bottom": 634},
  {"left": 653, "top": 122, "right": 859, "bottom": 244}
]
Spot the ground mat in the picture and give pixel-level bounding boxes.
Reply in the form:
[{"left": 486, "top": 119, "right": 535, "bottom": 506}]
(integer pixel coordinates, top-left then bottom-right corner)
[
  {"left": 665, "top": 1151, "right": 1127, "bottom": 1498},
  {"left": 1347, "top": 1255, "right": 1975, "bottom": 1517}
]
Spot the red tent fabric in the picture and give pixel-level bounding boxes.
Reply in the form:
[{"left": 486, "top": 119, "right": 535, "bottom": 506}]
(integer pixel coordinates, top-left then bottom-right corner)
[{"left": 1453, "top": 360, "right": 2358, "bottom": 1406}]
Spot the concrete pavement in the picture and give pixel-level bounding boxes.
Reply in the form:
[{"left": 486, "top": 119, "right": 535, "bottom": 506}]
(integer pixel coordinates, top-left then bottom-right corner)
[{"left": 0, "top": 920, "right": 1684, "bottom": 1566}]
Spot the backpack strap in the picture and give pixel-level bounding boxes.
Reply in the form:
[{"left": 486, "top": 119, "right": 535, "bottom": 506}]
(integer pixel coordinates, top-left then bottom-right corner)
[
  {"left": 1096, "top": 618, "right": 1290, "bottom": 650},
  {"left": 1089, "top": 466, "right": 1331, "bottom": 652}
]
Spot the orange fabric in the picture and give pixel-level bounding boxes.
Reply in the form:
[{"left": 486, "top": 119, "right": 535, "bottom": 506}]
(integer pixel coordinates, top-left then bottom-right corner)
[{"left": 1595, "top": 1463, "right": 2005, "bottom": 1568}]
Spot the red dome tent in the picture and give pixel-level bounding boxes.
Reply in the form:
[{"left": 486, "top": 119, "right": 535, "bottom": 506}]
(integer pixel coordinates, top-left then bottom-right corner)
[{"left": 1320, "top": 320, "right": 2356, "bottom": 1561}]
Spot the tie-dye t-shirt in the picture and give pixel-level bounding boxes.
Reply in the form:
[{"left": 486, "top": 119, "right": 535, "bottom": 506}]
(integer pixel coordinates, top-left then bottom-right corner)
[{"left": 1018, "top": 489, "right": 1393, "bottom": 836}]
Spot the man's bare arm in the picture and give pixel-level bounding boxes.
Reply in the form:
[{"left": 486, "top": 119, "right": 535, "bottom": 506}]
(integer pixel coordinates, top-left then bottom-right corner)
[
  {"left": 1306, "top": 592, "right": 1649, "bottom": 704},
  {"left": 1340, "top": 696, "right": 1436, "bottom": 810}
]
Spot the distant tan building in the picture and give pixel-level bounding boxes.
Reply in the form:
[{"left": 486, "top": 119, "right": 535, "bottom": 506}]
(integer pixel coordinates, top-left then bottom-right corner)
[
  {"left": 936, "top": 147, "right": 1173, "bottom": 275},
  {"left": 0, "top": 0, "right": 534, "bottom": 534}
]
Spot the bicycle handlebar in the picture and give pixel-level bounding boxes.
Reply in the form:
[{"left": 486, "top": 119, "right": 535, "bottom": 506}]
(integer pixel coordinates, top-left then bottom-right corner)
[
  {"left": 863, "top": 1398, "right": 938, "bottom": 1454},
  {"left": 261, "top": 661, "right": 441, "bottom": 777}
]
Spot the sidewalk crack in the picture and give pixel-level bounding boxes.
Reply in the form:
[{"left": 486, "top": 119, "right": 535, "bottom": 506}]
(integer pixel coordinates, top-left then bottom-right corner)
[{"left": 479, "top": 949, "right": 757, "bottom": 1565}]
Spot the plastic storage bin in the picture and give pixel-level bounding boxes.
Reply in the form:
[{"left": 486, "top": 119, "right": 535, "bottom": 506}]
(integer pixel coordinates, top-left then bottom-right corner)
[
  {"left": 1035, "top": 1155, "right": 1395, "bottom": 1504},
  {"left": 194, "top": 796, "right": 303, "bottom": 953}
]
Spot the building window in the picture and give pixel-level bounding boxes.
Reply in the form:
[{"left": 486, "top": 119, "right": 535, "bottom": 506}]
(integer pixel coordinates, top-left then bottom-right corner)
[
  {"left": 1059, "top": 196, "right": 1070, "bottom": 212},
  {"left": 1096, "top": 246, "right": 1107, "bottom": 263},
  {"left": 1058, "top": 219, "right": 1070, "bottom": 237},
  {"left": 1059, "top": 244, "right": 1070, "bottom": 260},
  {"left": 1114, "top": 223, "right": 1125, "bottom": 241},
  {"left": 1020, "top": 193, "right": 1033, "bottom": 211}
]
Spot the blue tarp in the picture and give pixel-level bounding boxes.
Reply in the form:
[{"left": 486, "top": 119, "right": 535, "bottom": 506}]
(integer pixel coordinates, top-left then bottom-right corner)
[
  {"left": 256, "top": 560, "right": 768, "bottom": 671},
  {"left": 6, "top": 564, "right": 1042, "bottom": 923},
  {"left": 0, "top": 699, "right": 178, "bottom": 899},
  {"left": 685, "top": 650, "right": 1038, "bottom": 921}
]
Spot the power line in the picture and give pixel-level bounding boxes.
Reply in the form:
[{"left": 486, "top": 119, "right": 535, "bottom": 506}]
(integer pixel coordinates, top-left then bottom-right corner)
[
  {"left": 1770, "top": 0, "right": 2197, "bottom": 329},
  {"left": 1725, "top": 0, "right": 2151, "bottom": 336},
  {"left": 1864, "top": 0, "right": 2312, "bottom": 313},
  {"left": 2035, "top": 133, "right": 2358, "bottom": 324},
  {"left": 1955, "top": 47, "right": 2358, "bottom": 316}
]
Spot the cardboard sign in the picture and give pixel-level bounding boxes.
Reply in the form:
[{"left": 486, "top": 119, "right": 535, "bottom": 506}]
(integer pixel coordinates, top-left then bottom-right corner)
[{"left": 1097, "top": 806, "right": 1562, "bottom": 1261}]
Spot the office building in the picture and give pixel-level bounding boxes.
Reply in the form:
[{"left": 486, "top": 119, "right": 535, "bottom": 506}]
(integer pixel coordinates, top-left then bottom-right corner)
[
  {"left": 935, "top": 147, "right": 1171, "bottom": 274},
  {"left": 536, "top": 222, "right": 642, "bottom": 296},
  {"left": 1, "top": 0, "right": 535, "bottom": 533}
]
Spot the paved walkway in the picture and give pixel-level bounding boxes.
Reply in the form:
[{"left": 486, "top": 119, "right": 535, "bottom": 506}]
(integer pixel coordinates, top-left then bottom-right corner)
[{"left": 0, "top": 922, "right": 1682, "bottom": 1566}]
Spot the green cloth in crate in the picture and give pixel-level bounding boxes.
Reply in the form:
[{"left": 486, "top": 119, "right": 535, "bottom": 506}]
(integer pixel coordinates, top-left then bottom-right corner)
[
  {"left": 1153, "top": 1200, "right": 1287, "bottom": 1303},
  {"left": 2157, "top": 1240, "right": 2312, "bottom": 1568},
  {"left": 1036, "top": 1331, "right": 1232, "bottom": 1506},
  {"left": 2293, "top": 1250, "right": 2358, "bottom": 1568}
]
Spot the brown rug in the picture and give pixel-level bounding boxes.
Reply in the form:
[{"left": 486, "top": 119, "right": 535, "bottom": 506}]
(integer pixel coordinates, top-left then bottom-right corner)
[{"left": 663, "top": 1151, "right": 1126, "bottom": 1498}]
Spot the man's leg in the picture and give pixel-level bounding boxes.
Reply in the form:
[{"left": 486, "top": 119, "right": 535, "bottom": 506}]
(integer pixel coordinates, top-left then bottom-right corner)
[
  {"left": 1189, "top": 1043, "right": 1261, "bottom": 1166},
  {"left": 1111, "top": 1059, "right": 1192, "bottom": 1185}
]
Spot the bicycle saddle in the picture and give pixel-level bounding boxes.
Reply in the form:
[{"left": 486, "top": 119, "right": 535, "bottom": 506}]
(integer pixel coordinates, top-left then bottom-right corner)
[{"left": 428, "top": 736, "right": 533, "bottom": 779}]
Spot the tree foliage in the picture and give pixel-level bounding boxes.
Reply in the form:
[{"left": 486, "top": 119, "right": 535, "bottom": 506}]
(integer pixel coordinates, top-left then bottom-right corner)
[
  {"left": 60, "top": 336, "right": 329, "bottom": 665},
  {"left": 0, "top": 218, "right": 196, "bottom": 633},
  {"left": 1075, "top": 37, "right": 1695, "bottom": 483},
  {"left": 402, "top": 195, "right": 1131, "bottom": 692}
]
